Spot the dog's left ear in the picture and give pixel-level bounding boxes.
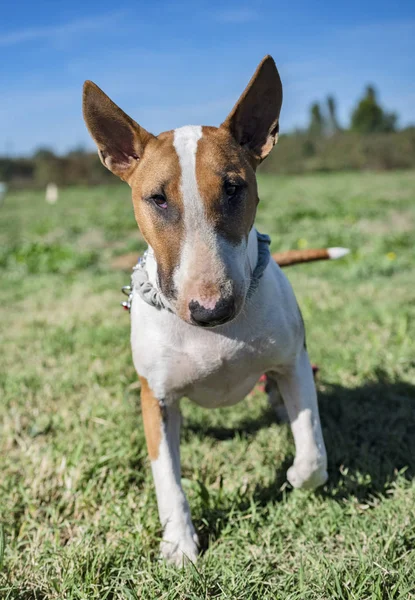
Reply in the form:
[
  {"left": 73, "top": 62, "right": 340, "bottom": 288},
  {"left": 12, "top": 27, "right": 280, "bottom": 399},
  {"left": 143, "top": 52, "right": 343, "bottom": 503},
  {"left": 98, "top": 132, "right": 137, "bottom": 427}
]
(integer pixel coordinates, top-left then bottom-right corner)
[
  {"left": 83, "top": 81, "right": 154, "bottom": 183},
  {"left": 221, "top": 55, "right": 282, "bottom": 165}
]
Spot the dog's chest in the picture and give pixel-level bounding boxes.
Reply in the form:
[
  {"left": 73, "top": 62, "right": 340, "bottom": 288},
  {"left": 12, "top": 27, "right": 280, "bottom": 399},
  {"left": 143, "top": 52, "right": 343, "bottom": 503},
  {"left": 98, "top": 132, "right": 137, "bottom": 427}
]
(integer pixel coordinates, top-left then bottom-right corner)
[
  {"left": 130, "top": 263, "right": 301, "bottom": 407},
  {"left": 130, "top": 297, "right": 276, "bottom": 407},
  {"left": 167, "top": 331, "right": 266, "bottom": 407}
]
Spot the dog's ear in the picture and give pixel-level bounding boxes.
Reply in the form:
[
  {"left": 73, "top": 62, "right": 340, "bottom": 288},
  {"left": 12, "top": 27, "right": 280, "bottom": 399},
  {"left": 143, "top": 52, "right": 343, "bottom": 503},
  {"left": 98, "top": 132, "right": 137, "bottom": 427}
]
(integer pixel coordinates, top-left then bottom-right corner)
[
  {"left": 221, "top": 55, "right": 282, "bottom": 165},
  {"left": 83, "top": 81, "right": 154, "bottom": 182}
]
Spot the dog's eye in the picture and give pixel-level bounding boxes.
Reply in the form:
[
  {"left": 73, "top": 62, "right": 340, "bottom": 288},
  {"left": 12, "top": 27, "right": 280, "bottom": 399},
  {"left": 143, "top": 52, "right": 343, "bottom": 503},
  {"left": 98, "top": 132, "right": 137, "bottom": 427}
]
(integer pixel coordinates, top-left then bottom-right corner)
[
  {"left": 224, "top": 182, "right": 238, "bottom": 197},
  {"left": 151, "top": 194, "right": 168, "bottom": 209}
]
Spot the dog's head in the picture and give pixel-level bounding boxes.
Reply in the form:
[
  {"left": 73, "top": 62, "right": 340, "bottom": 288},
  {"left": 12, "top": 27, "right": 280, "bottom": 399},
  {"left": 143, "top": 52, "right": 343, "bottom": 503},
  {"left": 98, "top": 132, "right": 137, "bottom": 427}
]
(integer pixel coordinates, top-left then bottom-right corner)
[{"left": 83, "top": 56, "right": 282, "bottom": 327}]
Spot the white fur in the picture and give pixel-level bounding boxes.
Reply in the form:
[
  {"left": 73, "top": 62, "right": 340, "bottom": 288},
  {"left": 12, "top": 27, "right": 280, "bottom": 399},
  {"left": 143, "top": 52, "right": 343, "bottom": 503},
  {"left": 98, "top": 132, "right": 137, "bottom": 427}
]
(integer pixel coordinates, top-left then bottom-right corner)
[
  {"left": 131, "top": 225, "right": 327, "bottom": 563},
  {"left": 172, "top": 125, "right": 216, "bottom": 294},
  {"left": 131, "top": 129, "right": 327, "bottom": 565},
  {"left": 270, "top": 350, "right": 327, "bottom": 489},
  {"left": 172, "top": 125, "right": 247, "bottom": 311},
  {"left": 172, "top": 125, "right": 203, "bottom": 228},
  {"left": 151, "top": 404, "right": 198, "bottom": 565},
  {"left": 328, "top": 247, "right": 350, "bottom": 259},
  {"left": 132, "top": 244, "right": 306, "bottom": 406}
]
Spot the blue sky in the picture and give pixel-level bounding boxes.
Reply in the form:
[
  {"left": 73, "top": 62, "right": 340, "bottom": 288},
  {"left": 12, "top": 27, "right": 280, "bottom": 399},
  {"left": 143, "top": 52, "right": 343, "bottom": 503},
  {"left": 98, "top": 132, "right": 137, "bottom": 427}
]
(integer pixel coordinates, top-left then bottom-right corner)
[{"left": 1, "top": 0, "right": 414, "bottom": 155}]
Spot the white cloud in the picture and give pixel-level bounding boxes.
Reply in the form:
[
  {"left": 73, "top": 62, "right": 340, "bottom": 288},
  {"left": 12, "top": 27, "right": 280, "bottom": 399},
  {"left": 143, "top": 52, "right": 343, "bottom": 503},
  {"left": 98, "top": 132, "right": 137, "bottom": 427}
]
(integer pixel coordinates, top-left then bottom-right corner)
[{"left": 0, "top": 11, "right": 126, "bottom": 47}]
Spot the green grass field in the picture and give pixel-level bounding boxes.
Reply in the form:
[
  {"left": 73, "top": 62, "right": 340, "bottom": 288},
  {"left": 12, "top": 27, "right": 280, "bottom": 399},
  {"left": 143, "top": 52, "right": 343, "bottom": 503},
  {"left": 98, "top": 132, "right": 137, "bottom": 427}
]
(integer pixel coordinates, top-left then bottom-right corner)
[{"left": 1, "top": 171, "right": 415, "bottom": 599}]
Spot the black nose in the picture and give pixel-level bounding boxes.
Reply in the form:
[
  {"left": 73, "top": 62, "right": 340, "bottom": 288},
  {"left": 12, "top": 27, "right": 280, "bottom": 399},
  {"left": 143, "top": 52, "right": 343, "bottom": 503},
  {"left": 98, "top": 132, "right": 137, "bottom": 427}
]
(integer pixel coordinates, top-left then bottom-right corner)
[{"left": 189, "top": 297, "right": 235, "bottom": 327}]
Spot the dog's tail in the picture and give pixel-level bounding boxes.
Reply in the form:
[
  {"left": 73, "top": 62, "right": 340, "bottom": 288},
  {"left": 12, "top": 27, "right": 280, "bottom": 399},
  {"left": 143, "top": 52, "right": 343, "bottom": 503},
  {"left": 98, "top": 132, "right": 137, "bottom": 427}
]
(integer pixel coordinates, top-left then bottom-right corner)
[{"left": 274, "top": 247, "right": 350, "bottom": 267}]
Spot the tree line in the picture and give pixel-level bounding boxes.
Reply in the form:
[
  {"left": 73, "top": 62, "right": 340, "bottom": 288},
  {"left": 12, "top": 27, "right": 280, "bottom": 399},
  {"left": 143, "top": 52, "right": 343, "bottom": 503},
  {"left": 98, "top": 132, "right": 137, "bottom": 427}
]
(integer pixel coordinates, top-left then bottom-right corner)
[
  {"left": 260, "top": 85, "right": 414, "bottom": 175},
  {"left": 1, "top": 84, "right": 414, "bottom": 187},
  {"left": 308, "top": 85, "right": 397, "bottom": 137}
]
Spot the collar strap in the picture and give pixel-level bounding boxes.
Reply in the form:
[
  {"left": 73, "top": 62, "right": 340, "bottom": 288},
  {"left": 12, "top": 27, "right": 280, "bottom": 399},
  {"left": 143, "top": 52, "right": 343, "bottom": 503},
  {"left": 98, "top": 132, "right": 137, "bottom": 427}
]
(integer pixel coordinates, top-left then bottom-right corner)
[
  {"left": 246, "top": 231, "right": 271, "bottom": 299},
  {"left": 121, "top": 231, "right": 271, "bottom": 313}
]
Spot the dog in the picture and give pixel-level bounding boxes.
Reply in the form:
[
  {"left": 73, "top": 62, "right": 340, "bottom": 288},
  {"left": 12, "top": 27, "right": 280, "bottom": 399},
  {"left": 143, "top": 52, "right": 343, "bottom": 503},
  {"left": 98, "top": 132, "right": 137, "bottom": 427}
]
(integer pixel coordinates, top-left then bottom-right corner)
[{"left": 83, "top": 56, "right": 346, "bottom": 566}]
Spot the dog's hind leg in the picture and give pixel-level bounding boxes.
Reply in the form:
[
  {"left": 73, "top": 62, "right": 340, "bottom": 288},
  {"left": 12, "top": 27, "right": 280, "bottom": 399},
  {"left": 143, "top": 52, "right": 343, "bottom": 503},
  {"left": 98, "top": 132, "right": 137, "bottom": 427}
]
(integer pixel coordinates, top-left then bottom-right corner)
[
  {"left": 271, "top": 348, "right": 328, "bottom": 490},
  {"left": 265, "top": 376, "right": 288, "bottom": 423},
  {"left": 139, "top": 377, "right": 199, "bottom": 566}
]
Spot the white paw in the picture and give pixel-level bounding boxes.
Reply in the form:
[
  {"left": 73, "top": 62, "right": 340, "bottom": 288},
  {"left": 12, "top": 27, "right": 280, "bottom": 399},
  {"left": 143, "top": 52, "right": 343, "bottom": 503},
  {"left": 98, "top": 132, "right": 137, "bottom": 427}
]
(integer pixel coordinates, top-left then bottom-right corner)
[
  {"left": 160, "top": 524, "right": 199, "bottom": 567},
  {"left": 287, "top": 457, "right": 328, "bottom": 490}
]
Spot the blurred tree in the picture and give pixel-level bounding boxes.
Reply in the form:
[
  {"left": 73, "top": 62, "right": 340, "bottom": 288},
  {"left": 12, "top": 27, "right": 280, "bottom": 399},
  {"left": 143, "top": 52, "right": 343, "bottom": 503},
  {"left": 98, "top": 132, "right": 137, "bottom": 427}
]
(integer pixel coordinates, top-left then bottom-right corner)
[
  {"left": 302, "top": 139, "right": 316, "bottom": 157},
  {"left": 326, "top": 95, "right": 341, "bottom": 134},
  {"left": 351, "top": 85, "right": 397, "bottom": 133},
  {"left": 33, "top": 147, "right": 62, "bottom": 185},
  {"left": 67, "top": 144, "right": 88, "bottom": 157},
  {"left": 308, "top": 102, "right": 325, "bottom": 136},
  {"left": 0, "top": 158, "right": 34, "bottom": 183},
  {"left": 33, "top": 147, "right": 56, "bottom": 160}
]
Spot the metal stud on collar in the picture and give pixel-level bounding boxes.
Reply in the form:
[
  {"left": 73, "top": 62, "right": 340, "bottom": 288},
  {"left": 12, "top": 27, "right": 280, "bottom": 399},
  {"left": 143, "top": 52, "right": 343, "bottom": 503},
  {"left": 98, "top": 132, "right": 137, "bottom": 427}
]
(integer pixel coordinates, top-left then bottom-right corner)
[
  {"left": 120, "top": 251, "right": 148, "bottom": 312},
  {"left": 121, "top": 285, "right": 133, "bottom": 311}
]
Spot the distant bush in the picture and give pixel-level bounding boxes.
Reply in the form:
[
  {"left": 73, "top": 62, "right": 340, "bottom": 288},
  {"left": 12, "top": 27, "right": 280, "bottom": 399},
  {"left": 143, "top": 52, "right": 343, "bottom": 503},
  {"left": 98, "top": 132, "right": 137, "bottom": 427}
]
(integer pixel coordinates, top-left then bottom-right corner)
[
  {"left": 0, "top": 157, "right": 34, "bottom": 185},
  {"left": 261, "top": 128, "right": 415, "bottom": 174},
  {"left": 0, "top": 149, "right": 114, "bottom": 189},
  {"left": 1, "top": 128, "right": 415, "bottom": 189}
]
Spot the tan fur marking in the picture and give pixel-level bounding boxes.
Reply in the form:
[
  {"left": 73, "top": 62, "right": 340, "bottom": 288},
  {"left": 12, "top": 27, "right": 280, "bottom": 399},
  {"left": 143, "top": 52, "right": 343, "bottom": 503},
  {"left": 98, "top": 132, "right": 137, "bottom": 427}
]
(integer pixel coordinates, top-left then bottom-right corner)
[
  {"left": 140, "top": 376, "right": 162, "bottom": 461},
  {"left": 196, "top": 126, "right": 258, "bottom": 244},
  {"left": 130, "top": 132, "right": 184, "bottom": 298}
]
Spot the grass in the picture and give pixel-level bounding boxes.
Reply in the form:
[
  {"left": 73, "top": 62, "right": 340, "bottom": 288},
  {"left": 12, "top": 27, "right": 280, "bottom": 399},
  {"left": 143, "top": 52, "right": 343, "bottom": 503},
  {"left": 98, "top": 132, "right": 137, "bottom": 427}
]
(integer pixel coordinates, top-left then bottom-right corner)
[{"left": 0, "top": 171, "right": 415, "bottom": 599}]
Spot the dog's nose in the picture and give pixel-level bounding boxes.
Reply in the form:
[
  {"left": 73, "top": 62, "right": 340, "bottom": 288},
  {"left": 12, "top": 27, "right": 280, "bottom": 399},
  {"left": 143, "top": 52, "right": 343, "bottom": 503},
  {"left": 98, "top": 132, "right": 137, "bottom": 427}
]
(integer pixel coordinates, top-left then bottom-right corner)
[{"left": 189, "top": 297, "right": 235, "bottom": 327}]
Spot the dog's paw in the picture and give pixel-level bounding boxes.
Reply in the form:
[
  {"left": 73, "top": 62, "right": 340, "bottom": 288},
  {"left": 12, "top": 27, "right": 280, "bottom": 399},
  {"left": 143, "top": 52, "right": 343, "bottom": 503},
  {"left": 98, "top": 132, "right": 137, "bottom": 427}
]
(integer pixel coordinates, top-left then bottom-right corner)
[
  {"left": 160, "top": 524, "right": 199, "bottom": 567},
  {"left": 287, "top": 457, "right": 328, "bottom": 490}
]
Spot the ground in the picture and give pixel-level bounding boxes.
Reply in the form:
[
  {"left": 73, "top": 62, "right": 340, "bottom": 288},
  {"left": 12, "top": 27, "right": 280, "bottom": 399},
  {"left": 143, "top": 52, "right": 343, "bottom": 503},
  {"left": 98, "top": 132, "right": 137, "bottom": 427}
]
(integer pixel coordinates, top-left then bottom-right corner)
[{"left": 1, "top": 171, "right": 415, "bottom": 599}]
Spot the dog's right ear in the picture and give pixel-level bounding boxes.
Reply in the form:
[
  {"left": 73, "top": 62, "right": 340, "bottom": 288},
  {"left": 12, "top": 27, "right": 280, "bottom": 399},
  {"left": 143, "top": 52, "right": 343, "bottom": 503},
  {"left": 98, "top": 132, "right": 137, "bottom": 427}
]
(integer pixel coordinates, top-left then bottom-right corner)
[
  {"left": 83, "top": 81, "right": 154, "bottom": 183},
  {"left": 221, "top": 56, "right": 282, "bottom": 166}
]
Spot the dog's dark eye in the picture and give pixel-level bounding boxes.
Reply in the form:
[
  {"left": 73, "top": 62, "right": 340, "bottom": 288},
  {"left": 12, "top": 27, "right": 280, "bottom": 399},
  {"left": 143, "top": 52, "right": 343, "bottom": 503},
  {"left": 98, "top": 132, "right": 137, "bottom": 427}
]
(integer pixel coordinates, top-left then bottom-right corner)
[
  {"left": 151, "top": 194, "right": 168, "bottom": 209},
  {"left": 224, "top": 182, "right": 238, "bottom": 197}
]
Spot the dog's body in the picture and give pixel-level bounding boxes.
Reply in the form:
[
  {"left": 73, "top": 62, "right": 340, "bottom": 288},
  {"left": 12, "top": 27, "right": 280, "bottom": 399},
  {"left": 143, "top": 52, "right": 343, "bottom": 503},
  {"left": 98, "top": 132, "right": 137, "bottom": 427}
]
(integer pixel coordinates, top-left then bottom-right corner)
[
  {"left": 132, "top": 226, "right": 302, "bottom": 408},
  {"left": 83, "top": 57, "right": 329, "bottom": 566}
]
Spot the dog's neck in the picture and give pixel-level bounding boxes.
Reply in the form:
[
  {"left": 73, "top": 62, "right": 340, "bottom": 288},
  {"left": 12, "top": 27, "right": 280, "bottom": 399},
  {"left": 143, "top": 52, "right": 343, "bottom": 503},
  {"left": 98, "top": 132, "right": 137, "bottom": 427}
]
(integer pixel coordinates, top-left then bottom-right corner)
[{"left": 145, "top": 226, "right": 259, "bottom": 292}]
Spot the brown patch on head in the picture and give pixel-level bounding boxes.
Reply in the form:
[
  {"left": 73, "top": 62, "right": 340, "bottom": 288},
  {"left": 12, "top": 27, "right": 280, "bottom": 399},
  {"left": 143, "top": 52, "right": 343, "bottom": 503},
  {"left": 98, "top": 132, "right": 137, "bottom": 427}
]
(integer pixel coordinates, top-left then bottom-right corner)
[
  {"left": 83, "top": 83, "right": 185, "bottom": 299},
  {"left": 196, "top": 126, "right": 258, "bottom": 245},
  {"left": 129, "top": 132, "right": 184, "bottom": 298},
  {"left": 139, "top": 376, "right": 162, "bottom": 461}
]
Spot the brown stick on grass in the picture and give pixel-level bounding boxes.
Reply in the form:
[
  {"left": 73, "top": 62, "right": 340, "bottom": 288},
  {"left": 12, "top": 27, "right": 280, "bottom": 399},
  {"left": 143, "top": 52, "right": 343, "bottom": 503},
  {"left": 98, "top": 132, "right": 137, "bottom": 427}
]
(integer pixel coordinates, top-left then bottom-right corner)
[{"left": 272, "top": 247, "right": 349, "bottom": 266}]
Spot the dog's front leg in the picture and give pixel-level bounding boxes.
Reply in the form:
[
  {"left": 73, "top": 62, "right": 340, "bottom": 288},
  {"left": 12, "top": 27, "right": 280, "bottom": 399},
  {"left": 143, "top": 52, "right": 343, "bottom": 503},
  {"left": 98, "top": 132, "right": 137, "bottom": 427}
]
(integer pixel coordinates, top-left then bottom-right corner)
[
  {"left": 139, "top": 377, "right": 199, "bottom": 566},
  {"left": 273, "top": 348, "right": 328, "bottom": 490}
]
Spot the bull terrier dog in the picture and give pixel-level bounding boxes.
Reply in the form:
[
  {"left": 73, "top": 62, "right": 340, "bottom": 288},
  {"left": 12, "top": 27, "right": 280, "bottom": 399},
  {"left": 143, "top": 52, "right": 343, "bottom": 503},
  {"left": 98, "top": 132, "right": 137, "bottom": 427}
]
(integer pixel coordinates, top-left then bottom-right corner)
[{"left": 83, "top": 56, "right": 343, "bottom": 566}]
